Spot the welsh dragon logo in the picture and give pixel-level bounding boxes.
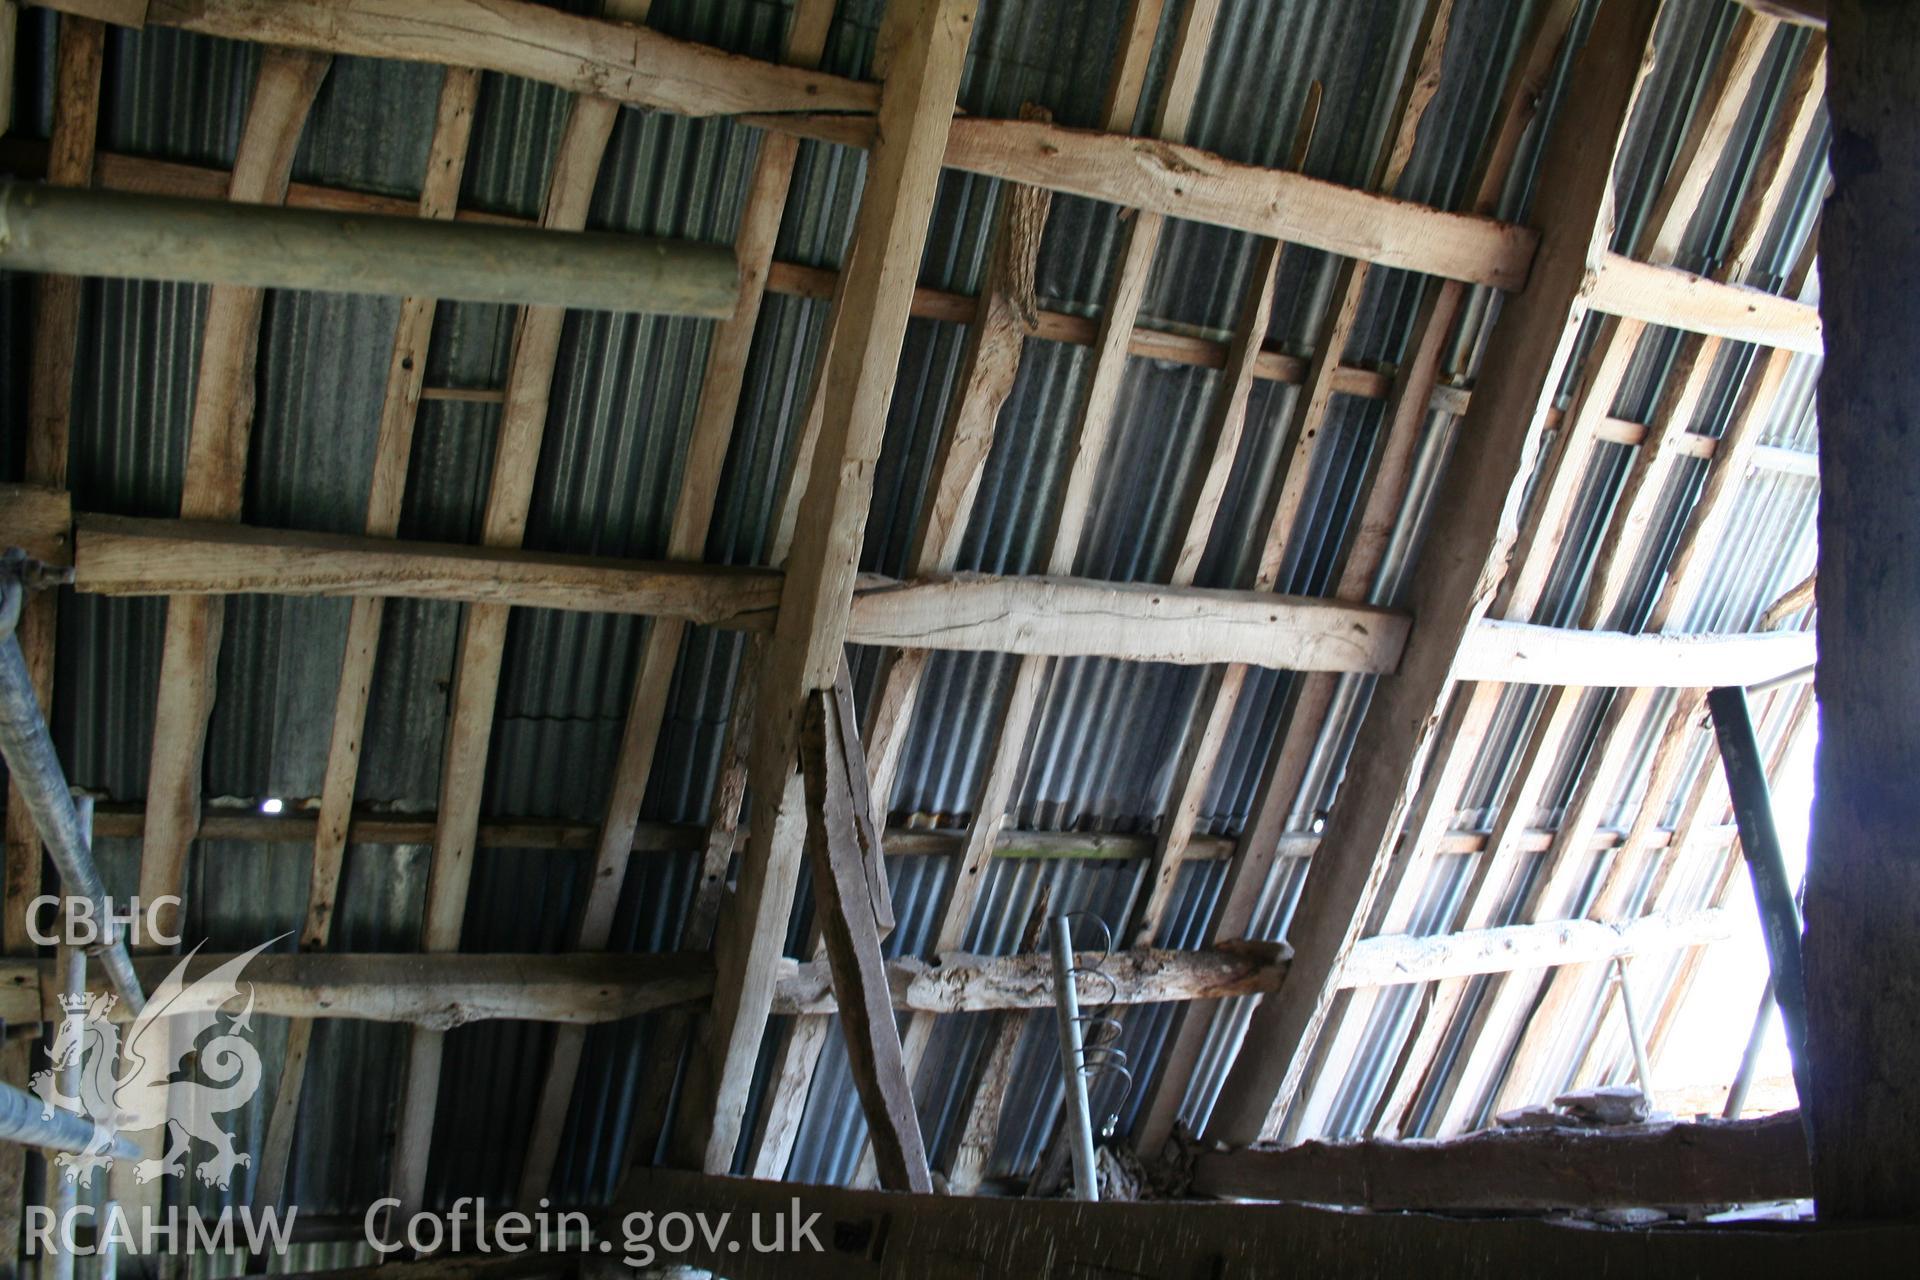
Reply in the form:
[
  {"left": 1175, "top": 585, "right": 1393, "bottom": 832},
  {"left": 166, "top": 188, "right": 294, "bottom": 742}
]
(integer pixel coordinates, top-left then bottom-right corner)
[{"left": 28, "top": 937, "right": 282, "bottom": 1190}]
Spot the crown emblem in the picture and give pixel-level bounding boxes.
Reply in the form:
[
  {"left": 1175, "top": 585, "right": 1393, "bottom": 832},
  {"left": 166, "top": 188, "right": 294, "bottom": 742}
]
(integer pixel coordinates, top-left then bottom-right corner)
[{"left": 57, "top": 992, "right": 92, "bottom": 1014}]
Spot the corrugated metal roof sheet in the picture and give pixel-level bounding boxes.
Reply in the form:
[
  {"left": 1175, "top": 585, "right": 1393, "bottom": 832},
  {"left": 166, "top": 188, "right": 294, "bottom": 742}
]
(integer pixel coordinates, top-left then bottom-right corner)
[{"left": 0, "top": 0, "right": 1829, "bottom": 1237}]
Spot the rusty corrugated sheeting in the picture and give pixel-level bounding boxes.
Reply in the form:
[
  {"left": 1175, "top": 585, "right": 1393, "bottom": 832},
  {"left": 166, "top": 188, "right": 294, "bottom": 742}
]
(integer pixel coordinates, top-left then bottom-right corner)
[{"left": 0, "top": 0, "right": 1827, "bottom": 1234}]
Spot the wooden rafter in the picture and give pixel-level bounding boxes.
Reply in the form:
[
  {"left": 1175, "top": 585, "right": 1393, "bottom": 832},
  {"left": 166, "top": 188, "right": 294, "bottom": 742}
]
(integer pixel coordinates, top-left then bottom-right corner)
[
  {"left": 135, "top": 46, "right": 331, "bottom": 946},
  {"left": 1132, "top": 0, "right": 1584, "bottom": 1153},
  {"left": 513, "top": 0, "right": 839, "bottom": 1206},
  {"left": 389, "top": 3, "right": 648, "bottom": 1214},
  {"left": 843, "top": 0, "right": 1220, "bottom": 1189},
  {"left": 1204, "top": 0, "right": 1665, "bottom": 1147},
  {"left": 252, "top": 63, "right": 482, "bottom": 1219},
  {"left": 673, "top": 0, "right": 976, "bottom": 1177},
  {"left": 1458, "top": 46, "right": 1828, "bottom": 1130},
  {"left": 744, "top": 78, "right": 1061, "bottom": 1181},
  {"left": 1307, "top": 7, "right": 1811, "bottom": 1145},
  {"left": 1132, "top": 0, "right": 1457, "bottom": 950}
]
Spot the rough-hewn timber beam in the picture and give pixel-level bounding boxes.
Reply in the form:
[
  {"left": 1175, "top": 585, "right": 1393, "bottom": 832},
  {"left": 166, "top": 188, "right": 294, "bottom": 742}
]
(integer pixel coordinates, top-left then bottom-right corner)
[
  {"left": 848, "top": 573, "right": 1409, "bottom": 671},
  {"left": 1453, "top": 621, "right": 1816, "bottom": 688},
  {"left": 0, "top": 944, "right": 1291, "bottom": 1026},
  {"left": 1191, "top": 1111, "right": 1810, "bottom": 1210},
  {"left": 79, "top": 799, "right": 1724, "bottom": 868},
  {"left": 1337, "top": 909, "right": 1733, "bottom": 990},
  {"left": 619, "top": 1163, "right": 1920, "bottom": 1279},
  {"left": 36, "top": 0, "right": 879, "bottom": 116},
  {"left": 81, "top": 516, "right": 1812, "bottom": 687},
  {"left": 750, "top": 112, "right": 1537, "bottom": 290},
  {"left": 1588, "top": 250, "right": 1822, "bottom": 353},
  {"left": 74, "top": 515, "right": 785, "bottom": 625}
]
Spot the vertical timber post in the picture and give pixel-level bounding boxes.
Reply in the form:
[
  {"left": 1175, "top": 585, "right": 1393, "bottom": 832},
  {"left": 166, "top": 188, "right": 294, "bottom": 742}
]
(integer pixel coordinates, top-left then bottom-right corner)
[{"left": 1808, "top": 0, "right": 1920, "bottom": 1221}]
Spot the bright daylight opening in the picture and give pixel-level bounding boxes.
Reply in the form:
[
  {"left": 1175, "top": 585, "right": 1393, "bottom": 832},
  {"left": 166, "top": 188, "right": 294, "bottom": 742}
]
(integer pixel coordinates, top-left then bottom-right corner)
[{"left": 1652, "top": 721, "right": 1815, "bottom": 1120}]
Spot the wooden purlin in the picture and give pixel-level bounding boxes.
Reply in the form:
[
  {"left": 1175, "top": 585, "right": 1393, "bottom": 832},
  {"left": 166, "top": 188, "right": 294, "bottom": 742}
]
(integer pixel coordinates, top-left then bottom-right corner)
[
  {"left": 254, "top": 64, "right": 483, "bottom": 1220},
  {"left": 1133, "top": 0, "right": 1583, "bottom": 1154},
  {"left": 1319, "top": 10, "right": 1805, "bottom": 1143}
]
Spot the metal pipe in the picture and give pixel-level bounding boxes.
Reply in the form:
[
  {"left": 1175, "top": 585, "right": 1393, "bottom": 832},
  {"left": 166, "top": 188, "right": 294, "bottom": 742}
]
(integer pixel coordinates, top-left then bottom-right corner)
[
  {"left": 0, "top": 1079, "right": 136, "bottom": 1161},
  {"left": 1705, "top": 686, "right": 1812, "bottom": 1119},
  {"left": 1612, "top": 956, "right": 1654, "bottom": 1093},
  {"left": 1747, "top": 661, "right": 1815, "bottom": 696},
  {"left": 48, "top": 942, "right": 84, "bottom": 1280},
  {"left": 0, "top": 567, "right": 145, "bottom": 1014},
  {"left": 1049, "top": 916, "right": 1100, "bottom": 1201},
  {"left": 0, "top": 182, "right": 740, "bottom": 317},
  {"left": 1724, "top": 976, "right": 1776, "bottom": 1120}
]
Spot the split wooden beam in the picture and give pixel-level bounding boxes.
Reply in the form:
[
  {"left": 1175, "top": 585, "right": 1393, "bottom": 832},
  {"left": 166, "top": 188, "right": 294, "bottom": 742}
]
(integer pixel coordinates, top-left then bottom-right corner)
[
  {"left": 675, "top": 0, "right": 975, "bottom": 1177},
  {"left": 1133, "top": 0, "right": 1583, "bottom": 1153},
  {"left": 252, "top": 63, "right": 482, "bottom": 1221},
  {"left": 135, "top": 45, "right": 331, "bottom": 948},
  {"left": 514, "top": 0, "right": 839, "bottom": 1207},
  {"left": 1191, "top": 1110, "right": 1810, "bottom": 1210},
  {"left": 1203, "top": 0, "right": 1665, "bottom": 1147},
  {"left": 798, "top": 689, "right": 929, "bottom": 1192},
  {"left": 391, "top": 5, "right": 647, "bottom": 1217}
]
